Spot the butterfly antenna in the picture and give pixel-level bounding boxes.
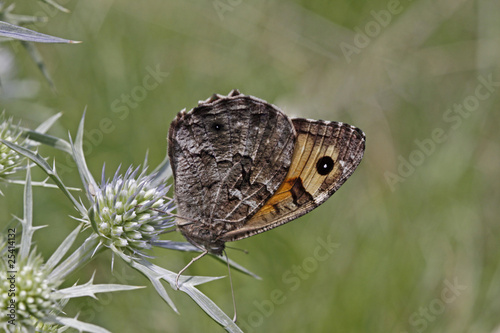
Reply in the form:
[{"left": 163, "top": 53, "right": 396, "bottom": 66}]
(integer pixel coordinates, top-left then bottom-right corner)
[
  {"left": 176, "top": 249, "right": 208, "bottom": 289},
  {"left": 224, "top": 250, "right": 238, "bottom": 322}
]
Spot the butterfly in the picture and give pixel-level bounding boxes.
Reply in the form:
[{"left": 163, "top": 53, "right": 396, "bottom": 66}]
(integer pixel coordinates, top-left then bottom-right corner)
[{"left": 168, "top": 89, "right": 365, "bottom": 264}]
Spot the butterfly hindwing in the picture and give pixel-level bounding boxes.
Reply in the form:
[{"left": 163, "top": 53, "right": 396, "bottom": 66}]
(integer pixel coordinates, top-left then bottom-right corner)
[{"left": 220, "top": 118, "right": 366, "bottom": 242}]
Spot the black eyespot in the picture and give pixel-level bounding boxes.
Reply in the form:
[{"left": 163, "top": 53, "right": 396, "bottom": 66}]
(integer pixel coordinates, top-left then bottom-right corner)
[
  {"left": 316, "top": 156, "right": 334, "bottom": 175},
  {"left": 212, "top": 122, "right": 223, "bottom": 131}
]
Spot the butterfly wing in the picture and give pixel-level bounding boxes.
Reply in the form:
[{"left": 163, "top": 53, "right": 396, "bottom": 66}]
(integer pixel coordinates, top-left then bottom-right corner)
[
  {"left": 168, "top": 93, "right": 296, "bottom": 226},
  {"left": 220, "top": 118, "right": 366, "bottom": 242}
]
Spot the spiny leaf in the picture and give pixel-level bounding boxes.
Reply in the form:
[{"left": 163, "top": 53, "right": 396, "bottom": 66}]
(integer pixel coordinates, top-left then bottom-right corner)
[
  {"left": 0, "top": 20, "right": 79, "bottom": 43},
  {"left": 45, "top": 224, "right": 82, "bottom": 272},
  {"left": 47, "top": 316, "right": 111, "bottom": 333}
]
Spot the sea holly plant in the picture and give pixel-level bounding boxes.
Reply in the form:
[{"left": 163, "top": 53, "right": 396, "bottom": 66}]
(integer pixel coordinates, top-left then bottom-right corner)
[
  {"left": 0, "top": 112, "right": 25, "bottom": 181},
  {"left": 2, "top": 113, "right": 255, "bottom": 332},
  {"left": 0, "top": 111, "right": 63, "bottom": 191},
  {"left": 0, "top": 167, "right": 143, "bottom": 333}
]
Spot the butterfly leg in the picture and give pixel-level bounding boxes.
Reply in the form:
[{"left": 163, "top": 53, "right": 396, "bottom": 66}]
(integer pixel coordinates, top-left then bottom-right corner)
[{"left": 176, "top": 249, "right": 209, "bottom": 289}]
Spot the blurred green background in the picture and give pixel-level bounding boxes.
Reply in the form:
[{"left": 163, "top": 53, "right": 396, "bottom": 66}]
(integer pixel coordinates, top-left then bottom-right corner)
[{"left": 1, "top": 0, "right": 499, "bottom": 332}]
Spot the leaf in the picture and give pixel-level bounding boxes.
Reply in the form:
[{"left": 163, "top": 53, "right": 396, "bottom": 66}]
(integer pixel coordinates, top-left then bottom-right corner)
[
  {"left": 24, "top": 130, "right": 73, "bottom": 154},
  {"left": 71, "top": 112, "right": 99, "bottom": 196},
  {"left": 16, "top": 166, "right": 47, "bottom": 261},
  {"left": 0, "top": 20, "right": 79, "bottom": 43},
  {"left": 54, "top": 283, "right": 144, "bottom": 299},
  {"left": 47, "top": 316, "right": 111, "bottom": 333},
  {"left": 116, "top": 252, "right": 179, "bottom": 313},
  {"left": 45, "top": 224, "right": 82, "bottom": 272},
  {"left": 214, "top": 255, "right": 262, "bottom": 280},
  {"left": 48, "top": 235, "right": 100, "bottom": 281},
  {"left": 181, "top": 285, "right": 243, "bottom": 333},
  {"left": 22, "top": 112, "right": 67, "bottom": 149},
  {"left": 35, "top": 112, "right": 63, "bottom": 133},
  {"left": 19, "top": 166, "right": 33, "bottom": 261},
  {"left": 119, "top": 253, "right": 242, "bottom": 332},
  {"left": 53, "top": 272, "right": 144, "bottom": 299}
]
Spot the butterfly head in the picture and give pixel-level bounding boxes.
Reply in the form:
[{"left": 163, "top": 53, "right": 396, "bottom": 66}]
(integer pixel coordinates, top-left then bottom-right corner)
[{"left": 178, "top": 223, "right": 226, "bottom": 255}]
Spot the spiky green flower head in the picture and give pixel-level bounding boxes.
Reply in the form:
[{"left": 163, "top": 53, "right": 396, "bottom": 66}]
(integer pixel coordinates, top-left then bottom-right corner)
[
  {"left": 0, "top": 112, "right": 26, "bottom": 179},
  {"left": 88, "top": 165, "right": 175, "bottom": 256},
  {"left": 0, "top": 250, "right": 60, "bottom": 330},
  {"left": 34, "top": 321, "right": 60, "bottom": 333}
]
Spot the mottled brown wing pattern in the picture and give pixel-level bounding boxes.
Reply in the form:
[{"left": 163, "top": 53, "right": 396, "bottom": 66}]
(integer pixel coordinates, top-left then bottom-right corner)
[
  {"left": 168, "top": 94, "right": 296, "bottom": 229},
  {"left": 220, "top": 118, "right": 365, "bottom": 242}
]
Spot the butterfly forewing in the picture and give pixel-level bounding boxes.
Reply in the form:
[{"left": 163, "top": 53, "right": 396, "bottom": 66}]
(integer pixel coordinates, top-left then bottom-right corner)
[
  {"left": 168, "top": 96, "right": 296, "bottom": 228},
  {"left": 220, "top": 118, "right": 365, "bottom": 242}
]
